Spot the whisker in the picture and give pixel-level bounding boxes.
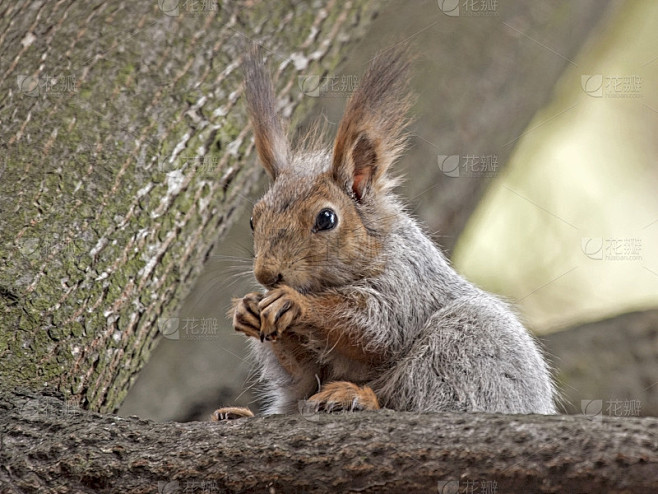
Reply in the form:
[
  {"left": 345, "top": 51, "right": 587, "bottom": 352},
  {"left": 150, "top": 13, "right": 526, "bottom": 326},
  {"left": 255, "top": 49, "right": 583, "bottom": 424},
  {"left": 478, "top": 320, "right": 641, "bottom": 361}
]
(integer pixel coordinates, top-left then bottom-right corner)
[
  {"left": 233, "top": 191, "right": 259, "bottom": 207},
  {"left": 208, "top": 254, "right": 253, "bottom": 263},
  {"left": 225, "top": 272, "right": 256, "bottom": 289},
  {"left": 322, "top": 328, "right": 344, "bottom": 358},
  {"left": 233, "top": 372, "right": 261, "bottom": 404}
]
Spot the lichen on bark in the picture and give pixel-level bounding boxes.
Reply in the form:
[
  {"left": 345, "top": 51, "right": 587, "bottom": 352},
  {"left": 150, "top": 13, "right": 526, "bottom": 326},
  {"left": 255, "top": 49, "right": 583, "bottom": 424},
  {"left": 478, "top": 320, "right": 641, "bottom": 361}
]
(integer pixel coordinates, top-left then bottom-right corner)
[{"left": 0, "top": 0, "right": 379, "bottom": 413}]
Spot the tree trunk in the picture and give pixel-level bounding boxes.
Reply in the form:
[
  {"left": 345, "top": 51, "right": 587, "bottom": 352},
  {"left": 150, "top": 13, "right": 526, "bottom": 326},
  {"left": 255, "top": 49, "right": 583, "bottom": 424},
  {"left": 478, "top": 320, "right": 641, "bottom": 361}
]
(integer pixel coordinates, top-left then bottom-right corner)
[
  {"left": 397, "top": 0, "right": 615, "bottom": 254},
  {"left": 2, "top": 389, "right": 656, "bottom": 493},
  {"left": 0, "top": 0, "right": 379, "bottom": 413}
]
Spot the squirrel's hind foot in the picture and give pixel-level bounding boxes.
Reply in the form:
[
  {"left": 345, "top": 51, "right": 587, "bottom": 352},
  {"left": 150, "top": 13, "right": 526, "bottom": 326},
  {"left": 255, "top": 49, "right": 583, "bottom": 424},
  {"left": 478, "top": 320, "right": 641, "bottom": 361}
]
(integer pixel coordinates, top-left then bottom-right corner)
[
  {"left": 211, "top": 406, "right": 255, "bottom": 421},
  {"left": 307, "top": 381, "right": 380, "bottom": 412}
]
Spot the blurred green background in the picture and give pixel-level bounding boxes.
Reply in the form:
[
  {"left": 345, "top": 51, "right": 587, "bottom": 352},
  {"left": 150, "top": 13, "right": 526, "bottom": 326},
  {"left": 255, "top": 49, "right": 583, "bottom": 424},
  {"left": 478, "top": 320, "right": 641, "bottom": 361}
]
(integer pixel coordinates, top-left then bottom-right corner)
[{"left": 455, "top": 1, "right": 658, "bottom": 331}]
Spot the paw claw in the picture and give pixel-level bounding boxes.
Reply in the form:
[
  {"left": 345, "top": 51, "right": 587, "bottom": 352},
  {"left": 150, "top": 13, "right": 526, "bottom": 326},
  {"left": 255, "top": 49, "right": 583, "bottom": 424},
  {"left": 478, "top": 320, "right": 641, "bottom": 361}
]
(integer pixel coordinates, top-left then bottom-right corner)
[
  {"left": 211, "top": 407, "right": 254, "bottom": 421},
  {"left": 232, "top": 292, "right": 264, "bottom": 339},
  {"left": 257, "top": 286, "right": 305, "bottom": 342}
]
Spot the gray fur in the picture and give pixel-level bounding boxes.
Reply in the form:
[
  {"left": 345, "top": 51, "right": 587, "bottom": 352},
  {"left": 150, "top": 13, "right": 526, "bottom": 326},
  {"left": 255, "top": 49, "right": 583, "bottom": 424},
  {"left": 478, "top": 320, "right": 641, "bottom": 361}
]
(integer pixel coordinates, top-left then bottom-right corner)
[{"left": 249, "top": 202, "right": 556, "bottom": 414}]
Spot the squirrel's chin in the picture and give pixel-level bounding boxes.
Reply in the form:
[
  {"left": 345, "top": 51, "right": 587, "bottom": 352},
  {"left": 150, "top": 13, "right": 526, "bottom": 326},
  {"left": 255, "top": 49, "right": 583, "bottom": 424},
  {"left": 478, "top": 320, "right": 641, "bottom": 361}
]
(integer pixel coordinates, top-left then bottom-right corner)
[
  {"left": 283, "top": 271, "right": 358, "bottom": 294},
  {"left": 283, "top": 279, "right": 328, "bottom": 296}
]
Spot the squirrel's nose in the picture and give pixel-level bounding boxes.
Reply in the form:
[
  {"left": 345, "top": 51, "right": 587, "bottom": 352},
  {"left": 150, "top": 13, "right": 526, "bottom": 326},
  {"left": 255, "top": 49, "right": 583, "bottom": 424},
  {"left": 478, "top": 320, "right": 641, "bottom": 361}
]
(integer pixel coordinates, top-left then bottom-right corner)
[{"left": 255, "top": 269, "right": 283, "bottom": 288}]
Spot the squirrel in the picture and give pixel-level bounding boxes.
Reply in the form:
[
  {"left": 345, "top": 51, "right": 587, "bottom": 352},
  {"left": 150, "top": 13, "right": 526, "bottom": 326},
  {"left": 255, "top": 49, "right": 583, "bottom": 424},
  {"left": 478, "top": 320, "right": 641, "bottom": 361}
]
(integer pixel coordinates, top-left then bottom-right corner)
[{"left": 212, "top": 47, "right": 556, "bottom": 420}]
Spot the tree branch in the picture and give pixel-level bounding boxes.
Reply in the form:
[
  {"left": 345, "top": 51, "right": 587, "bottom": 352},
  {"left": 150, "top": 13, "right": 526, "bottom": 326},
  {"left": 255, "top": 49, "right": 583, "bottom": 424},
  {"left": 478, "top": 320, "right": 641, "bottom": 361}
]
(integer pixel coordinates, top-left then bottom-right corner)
[
  {"left": 1, "top": 390, "right": 656, "bottom": 493},
  {"left": 542, "top": 308, "right": 658, "bottom": 417}
]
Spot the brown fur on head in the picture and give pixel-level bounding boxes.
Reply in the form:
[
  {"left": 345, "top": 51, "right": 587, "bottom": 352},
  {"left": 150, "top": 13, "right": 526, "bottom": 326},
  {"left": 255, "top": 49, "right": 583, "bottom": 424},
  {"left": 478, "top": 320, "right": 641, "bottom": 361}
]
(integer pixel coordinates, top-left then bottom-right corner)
[{"left": 243, "top": 47, "right": 412, "bottom": 293}]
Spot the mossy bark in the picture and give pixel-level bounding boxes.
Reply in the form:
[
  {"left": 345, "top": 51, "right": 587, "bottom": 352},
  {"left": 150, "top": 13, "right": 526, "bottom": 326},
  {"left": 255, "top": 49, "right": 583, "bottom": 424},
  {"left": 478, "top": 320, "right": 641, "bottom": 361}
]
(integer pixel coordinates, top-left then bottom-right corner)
[{"left": 0, "top": 0, "right": 379, "bottom": 413}]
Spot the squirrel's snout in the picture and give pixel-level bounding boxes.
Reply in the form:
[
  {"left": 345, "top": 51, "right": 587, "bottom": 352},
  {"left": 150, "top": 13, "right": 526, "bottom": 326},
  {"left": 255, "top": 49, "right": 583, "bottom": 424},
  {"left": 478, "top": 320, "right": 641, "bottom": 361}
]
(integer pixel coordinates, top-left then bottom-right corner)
[{"left": 255, "top": 268, "right": 283, "bottom": 288}]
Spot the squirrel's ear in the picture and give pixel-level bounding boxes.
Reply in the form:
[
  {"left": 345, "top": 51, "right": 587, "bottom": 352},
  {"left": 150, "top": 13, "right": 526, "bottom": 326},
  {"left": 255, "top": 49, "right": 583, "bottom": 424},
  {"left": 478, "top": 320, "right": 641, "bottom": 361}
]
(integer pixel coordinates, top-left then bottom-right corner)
[
  {"left": 331, "top": 47, "right": 412, "bottom": 200},
  {"left": 243, "top": 48, "right": 289, "bottom": 180}
]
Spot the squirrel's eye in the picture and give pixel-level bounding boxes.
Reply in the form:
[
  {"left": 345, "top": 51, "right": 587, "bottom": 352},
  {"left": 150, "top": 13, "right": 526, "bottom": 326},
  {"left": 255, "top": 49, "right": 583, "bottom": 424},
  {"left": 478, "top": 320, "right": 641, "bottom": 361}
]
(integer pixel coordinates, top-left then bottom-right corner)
[
  {"left": 249, "top": 216, "right": 254, "bottom": 231},
  {"left": 313, "top": 208, "right": 337, "bottom": 232}
]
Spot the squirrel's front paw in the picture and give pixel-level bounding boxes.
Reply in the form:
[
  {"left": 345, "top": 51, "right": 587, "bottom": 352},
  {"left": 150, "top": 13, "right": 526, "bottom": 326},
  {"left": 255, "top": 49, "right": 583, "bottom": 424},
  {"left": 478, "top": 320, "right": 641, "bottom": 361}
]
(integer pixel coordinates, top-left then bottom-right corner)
[
  {"left": 307, "top": 381, "right": 380, "bottom": 412},
  {"left": 232, "top": 292, "right": 264, "bottom": 339},
  {"left": 258, "top": 285, "right": 306, "bottom": 342}
]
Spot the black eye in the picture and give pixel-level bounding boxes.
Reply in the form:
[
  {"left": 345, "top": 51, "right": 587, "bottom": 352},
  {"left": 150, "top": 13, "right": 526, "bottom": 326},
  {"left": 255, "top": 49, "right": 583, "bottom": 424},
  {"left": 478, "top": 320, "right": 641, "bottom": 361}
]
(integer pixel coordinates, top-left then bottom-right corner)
[
  {"left": 249, "top": 216, "right": 254, "bottom": 231},
  {"left": 313, "top": 208, "right": 337, "bottom": 232}
]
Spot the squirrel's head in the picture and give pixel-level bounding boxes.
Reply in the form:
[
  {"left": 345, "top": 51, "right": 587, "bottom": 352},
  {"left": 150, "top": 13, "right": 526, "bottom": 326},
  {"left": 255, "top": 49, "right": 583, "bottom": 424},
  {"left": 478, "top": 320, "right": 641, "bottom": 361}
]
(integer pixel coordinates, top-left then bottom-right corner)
[{"left": 243, "top": 47, "right": 412, "bottom": 293}]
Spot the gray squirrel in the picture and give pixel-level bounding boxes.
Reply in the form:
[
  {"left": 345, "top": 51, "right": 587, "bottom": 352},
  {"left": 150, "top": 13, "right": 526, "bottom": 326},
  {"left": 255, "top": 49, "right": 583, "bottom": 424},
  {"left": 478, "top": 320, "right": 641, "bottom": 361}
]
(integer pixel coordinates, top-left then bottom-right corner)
[{"left": 213, "top": 48, "right": 555, "bottom": 420}]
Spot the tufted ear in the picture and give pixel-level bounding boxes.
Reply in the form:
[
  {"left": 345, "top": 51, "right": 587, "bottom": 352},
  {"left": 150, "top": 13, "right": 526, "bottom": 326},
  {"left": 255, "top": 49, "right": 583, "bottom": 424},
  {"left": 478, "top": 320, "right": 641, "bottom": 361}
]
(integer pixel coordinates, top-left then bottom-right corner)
[
  {"left": 331, "top": 47, "right": 412, "bottom": 201},
  {"left": 243, "top": 48, "right": 289, "bottom": 180}
]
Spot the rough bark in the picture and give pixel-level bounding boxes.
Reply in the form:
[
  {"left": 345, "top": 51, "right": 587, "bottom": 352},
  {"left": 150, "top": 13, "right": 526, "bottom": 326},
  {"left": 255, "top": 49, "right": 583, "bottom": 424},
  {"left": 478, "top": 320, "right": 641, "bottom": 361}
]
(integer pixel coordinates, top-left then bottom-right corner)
[
  {"left": 542, "top": 309, "right": 658, "bottom": 417},
  {"left": 0, "top": 0, "right": 379, "bottom": 413},
  {"left": 2, "top": 3, "right": 654, "bottom": 492},
  {"left": 1, "top": 389, "right": 656, "bottom": 493}
]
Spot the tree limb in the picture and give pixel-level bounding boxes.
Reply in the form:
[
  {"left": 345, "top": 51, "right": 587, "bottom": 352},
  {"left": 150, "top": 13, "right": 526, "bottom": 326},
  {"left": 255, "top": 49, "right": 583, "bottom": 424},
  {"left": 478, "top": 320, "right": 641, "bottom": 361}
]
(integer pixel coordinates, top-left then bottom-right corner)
[
  {"left": 1, "top": 390, "right": 656, "bottom": 493},
  {"left": 542, "top": 308, "right": 658, "bottom": 417}
]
